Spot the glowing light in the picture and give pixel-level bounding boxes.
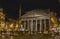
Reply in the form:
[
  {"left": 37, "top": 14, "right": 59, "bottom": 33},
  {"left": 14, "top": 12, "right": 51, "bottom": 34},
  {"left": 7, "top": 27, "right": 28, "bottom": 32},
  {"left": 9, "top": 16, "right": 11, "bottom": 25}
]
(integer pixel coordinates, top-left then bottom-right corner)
[
  {"left": 54, "top": 24, "right": 57, "bottom": 27},
  {"left": 2, "top": 35, "right": 5, "bottom": 39},
  {"left": 10, "top": 36, "right": 14, "bottom": 39},
  {"left": 59, "top": 18, "right": 60, "bottom": 21},
  {"left": 5, "top": 25, "right": 8, "bottom": 30},
  {"left": 1, "top": 23, "right": 5, "bottom": 28},
  {"left": 10, "top": 24, "right": 14, "bottom": 28},
  {"left": 16, "top": 24, "right": 18, "bottom": 28},
  {"left": 43, "top": 31, "right": 48, "bottom": 34},
  {"left": 51, "top": 17, "right": 54, "bottom": 23}
]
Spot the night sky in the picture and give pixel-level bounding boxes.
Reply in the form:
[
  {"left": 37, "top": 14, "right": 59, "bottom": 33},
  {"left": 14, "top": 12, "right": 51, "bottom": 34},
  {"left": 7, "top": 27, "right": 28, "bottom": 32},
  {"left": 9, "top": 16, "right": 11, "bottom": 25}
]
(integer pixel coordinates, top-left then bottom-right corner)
[{"left": 0, "top": 0, "right": 60, "bottom": 20}]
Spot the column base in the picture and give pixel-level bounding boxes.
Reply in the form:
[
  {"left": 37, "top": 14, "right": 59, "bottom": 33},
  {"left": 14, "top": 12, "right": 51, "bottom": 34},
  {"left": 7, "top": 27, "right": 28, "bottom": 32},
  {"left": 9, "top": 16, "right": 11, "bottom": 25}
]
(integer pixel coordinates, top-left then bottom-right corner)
[
  {"left": 43, "top": 31, "right": 48, "bottom": 34},
  {"left": 38, "top": 32, "right": 42, "bottom": 33},
  {"left": 31, "top": 31, "right": 33, "bottom": 34}
]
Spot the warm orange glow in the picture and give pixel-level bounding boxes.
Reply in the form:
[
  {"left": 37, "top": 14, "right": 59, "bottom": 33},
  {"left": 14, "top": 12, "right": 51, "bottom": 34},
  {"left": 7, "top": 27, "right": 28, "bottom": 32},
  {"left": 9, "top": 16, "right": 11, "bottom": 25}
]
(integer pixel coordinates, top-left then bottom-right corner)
[
  {"left": 16, "top": 24, "right": 18, "bottom": 28},
  {"left": 10, "top": 36, "right": 13, "bottom": 39},
  {"left": 59, "top": 24, "right": 60, "bottom": 26},
  {"left": 5, "top": 25, "right": 8, "bottom": 30},
  {"left": 0, "top": 25, "right": 2, "bottom": 29},
  {"left": 43, "top": 31, "right": 48, "bottom": 34},
  {"left": 10, "top": 24, "right": 14, "bottom": 28},
  {"left": 59, "top": 18, "right": 60, "bottom": 21},
  {"left": 51, "top": 17, "right": 58, "bottom": 27},
  {"left": 1, "top": 23, "right": 5, "bottom": 28},
  {"left": 53, "top": 24, "right": 57, "bottom": 27},
  {"left": 51, "top": 17, "right": 54, "bottom": 23}
]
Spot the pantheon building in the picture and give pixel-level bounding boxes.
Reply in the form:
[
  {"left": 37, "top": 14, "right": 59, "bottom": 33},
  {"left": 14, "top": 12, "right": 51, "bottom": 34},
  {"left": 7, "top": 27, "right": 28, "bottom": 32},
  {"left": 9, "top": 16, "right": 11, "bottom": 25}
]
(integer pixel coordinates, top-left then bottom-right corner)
[{"left": 19, "top": 9, "right": 57, "bottom": 34}]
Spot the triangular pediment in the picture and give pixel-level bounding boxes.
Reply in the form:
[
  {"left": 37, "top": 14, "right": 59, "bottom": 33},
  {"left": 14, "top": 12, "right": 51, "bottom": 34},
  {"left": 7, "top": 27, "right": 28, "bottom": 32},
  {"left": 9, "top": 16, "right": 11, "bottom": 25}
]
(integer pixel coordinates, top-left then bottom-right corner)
[{"left": 21, "top": 9, "right": 50, "bottom": 18}]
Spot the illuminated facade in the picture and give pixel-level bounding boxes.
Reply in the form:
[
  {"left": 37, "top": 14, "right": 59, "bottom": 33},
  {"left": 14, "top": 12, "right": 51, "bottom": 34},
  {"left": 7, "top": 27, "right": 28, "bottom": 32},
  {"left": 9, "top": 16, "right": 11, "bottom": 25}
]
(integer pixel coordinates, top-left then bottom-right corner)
[
  {"left": 0, "top": 8, "right": 5, "bottom": 30},
  {"left": 5, "top": 19, "right": 19, "bottom": 31},
  {"left": 19, "top": 9, "right": 50, "bottom": 34},
  {"left": 19, "top": 9, "right": 57, "bottom": 34},
  {"left": 50, "top": 12, "right": 58, "bottom": 27}
]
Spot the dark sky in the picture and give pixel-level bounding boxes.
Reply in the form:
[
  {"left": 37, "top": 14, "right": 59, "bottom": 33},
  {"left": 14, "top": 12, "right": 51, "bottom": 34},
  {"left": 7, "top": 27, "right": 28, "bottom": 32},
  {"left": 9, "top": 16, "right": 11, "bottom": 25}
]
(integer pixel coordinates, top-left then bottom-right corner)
[
  {"left": 0, "top": 0, "right": 59, "bottom": 20},
  {"left": 2, "top": 0, "right": 20, "bottom": 20}
]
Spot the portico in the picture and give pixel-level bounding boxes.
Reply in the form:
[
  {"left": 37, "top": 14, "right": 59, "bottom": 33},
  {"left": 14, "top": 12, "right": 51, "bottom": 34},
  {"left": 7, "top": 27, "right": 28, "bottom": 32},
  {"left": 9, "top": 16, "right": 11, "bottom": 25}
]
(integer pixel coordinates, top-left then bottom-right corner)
[{"left": 20, "top": 9, "right": 51, "bottom": 34}]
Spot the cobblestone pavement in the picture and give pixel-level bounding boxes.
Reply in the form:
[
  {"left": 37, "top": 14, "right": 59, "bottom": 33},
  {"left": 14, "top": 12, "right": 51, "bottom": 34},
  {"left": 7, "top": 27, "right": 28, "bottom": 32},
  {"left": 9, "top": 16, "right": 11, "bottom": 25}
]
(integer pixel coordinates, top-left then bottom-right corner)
[{"left": 0, "top": 32, "right": 60, "bottom": 39}]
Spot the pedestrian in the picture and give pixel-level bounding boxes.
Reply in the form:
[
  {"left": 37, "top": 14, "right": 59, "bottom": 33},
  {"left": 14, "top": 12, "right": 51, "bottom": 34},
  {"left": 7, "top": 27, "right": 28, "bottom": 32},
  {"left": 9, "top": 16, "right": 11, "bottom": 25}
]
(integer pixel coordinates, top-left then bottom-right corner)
[{"left": 54, "top": 27, "right": 60, "bottom": 39}]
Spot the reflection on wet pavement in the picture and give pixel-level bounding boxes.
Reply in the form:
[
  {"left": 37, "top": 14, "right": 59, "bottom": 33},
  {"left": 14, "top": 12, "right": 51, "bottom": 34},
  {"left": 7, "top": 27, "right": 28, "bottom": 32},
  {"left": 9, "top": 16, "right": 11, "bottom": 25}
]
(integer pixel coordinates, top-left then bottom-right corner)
[
  {"left": 10, "top": 36, "right": 14, "bottom": 39},
  {"left": 1, "top": 34, "right": 14, "bottom": 39},
  {"left": 0, "top": 32, "right": 60, "bottom": 39},
  {"left": 2, "top": 35, "right": 5, "bottom": 39}
]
